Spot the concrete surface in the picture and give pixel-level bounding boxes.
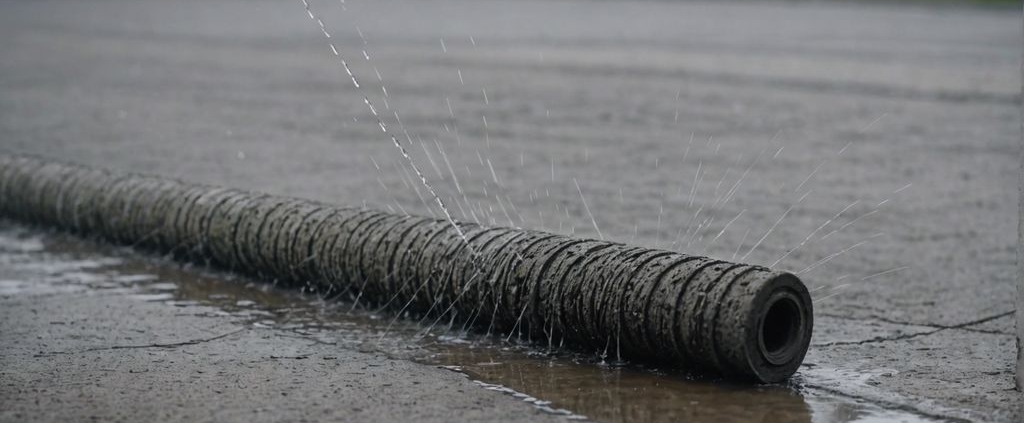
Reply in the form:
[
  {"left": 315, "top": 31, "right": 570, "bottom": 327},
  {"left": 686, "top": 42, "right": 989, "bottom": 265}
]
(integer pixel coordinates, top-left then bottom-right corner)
[
  {"left": 0, "top": 0, "right": 1021, "bottom": 421},
  {"left": 0, "top": 227, "right": 564, "bottom": 423},
  {"left": 1017, "top": 0, "right": 1023, "bottom": 393},
  {"left": 0, "top": 221, "right": 942, "bottom": 423}
]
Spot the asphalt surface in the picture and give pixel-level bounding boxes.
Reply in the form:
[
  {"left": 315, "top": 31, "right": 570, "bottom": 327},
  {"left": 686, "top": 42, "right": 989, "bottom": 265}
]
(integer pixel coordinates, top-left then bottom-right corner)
[
  {"left": 0, "top": 0, "right": 1020, "bottom": 421},
  {"left": 0, "top": 224, "right": 569, "bottom": 423}
]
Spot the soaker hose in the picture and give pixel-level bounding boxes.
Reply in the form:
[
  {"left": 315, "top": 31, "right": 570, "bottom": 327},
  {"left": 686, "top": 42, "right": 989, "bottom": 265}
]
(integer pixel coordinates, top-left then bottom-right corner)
[{"left": 0, "top": 154, "right": 812, "bottom": 383}]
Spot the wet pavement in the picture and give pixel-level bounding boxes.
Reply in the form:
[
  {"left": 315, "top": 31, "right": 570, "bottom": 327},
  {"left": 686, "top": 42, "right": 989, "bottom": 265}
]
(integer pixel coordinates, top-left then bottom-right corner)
[
  {"left": 0, "top": 0, "right": 1020, "bottom": 421},
  {"left": 0, "top": 222, "right": 938, "bottom": 423}
]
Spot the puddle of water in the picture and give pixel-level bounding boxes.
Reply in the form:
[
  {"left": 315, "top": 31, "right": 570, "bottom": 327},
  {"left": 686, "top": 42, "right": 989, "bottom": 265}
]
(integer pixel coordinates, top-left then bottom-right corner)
[{"left": 0, "top": 221, "right": 938, "bottom": 423}]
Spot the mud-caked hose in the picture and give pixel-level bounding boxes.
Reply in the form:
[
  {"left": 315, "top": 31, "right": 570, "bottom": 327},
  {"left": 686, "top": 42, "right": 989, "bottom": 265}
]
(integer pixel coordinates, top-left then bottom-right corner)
[{"left": 0, "top": 154, "right": 813, "bottom": 383}]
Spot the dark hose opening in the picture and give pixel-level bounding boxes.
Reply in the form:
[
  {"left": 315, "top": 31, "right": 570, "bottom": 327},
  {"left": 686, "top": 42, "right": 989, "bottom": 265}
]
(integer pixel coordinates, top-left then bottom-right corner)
[{"left": 759, "top": 294, "right": 803, "bottom": 366}]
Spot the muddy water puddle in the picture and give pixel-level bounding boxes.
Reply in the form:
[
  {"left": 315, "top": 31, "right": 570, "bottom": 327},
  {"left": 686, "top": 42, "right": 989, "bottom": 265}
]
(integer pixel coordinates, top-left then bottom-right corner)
[{"left": 0, "top": 222, "right": 935, "bottom": 423}]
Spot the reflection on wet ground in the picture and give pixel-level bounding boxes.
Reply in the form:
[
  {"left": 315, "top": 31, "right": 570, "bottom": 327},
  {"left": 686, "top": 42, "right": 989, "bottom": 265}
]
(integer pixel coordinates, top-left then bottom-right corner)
[{"left": 0, "top": 221, "right": 935, "bottom": 423}]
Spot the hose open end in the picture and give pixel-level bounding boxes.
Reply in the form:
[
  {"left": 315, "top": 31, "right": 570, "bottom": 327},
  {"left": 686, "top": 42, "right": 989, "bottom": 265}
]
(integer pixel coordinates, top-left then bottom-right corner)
[{"left": 745, "top": 272, "right": 813, "bottom": 383}]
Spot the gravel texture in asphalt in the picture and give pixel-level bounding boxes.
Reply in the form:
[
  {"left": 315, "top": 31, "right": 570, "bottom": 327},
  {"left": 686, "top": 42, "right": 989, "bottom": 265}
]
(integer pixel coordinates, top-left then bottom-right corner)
[{"left": 0, "top": 0, "right": 1020, "bottom": 421}]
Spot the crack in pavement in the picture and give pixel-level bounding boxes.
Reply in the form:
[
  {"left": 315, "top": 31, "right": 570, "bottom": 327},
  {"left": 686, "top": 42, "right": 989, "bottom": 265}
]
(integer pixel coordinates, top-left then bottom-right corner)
[
  {"left": 819, "top": 310, "right": 1015, "bottom": 335},
  {"left": 813, "top": 310, "right": 1014, "bottom": 347},
  {"left": 35, "top": 328, "right": 247, "bottom": 356}
]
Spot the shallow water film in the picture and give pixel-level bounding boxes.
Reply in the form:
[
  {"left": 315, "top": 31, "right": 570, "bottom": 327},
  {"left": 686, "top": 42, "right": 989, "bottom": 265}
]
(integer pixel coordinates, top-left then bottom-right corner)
[{"left": 0, "top": 222, "right": 937, "bottom": 423}]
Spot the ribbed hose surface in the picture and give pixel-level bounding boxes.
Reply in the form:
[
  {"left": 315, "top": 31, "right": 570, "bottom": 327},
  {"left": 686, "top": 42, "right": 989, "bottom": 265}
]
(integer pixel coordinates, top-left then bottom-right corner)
[{"left": 0, "top": 154, "right": 812, "bottom": 382}]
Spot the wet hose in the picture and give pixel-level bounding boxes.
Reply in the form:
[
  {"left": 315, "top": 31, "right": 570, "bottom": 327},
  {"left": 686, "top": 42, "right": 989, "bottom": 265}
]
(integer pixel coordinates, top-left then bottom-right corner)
[{"left": 0, "top": 154, "right": 812, "bottom": 383}]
